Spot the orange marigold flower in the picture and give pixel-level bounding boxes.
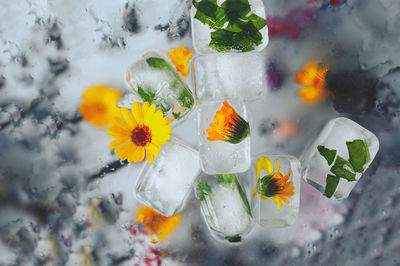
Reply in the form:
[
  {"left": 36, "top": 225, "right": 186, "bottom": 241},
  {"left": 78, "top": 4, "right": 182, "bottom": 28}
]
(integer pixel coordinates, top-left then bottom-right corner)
[
  {"left": 295, "top": 62, "right": 331, "bottom": 104},
  {"left": 108, "top": 102, "right": 172, "bottom": 163},
  {"left": 136, "top": 206, "right": 180, "bottom": 243},
  {"left": 168, "top": 46, "right": 193, "bottom": 78},
  {"left": 79, "top": 85, "right": 122, "bottom": 126},
  {"left": 206, "top": 101, "right": 250, "bottom": 144},
  {"left": 254, "top": 156, "right": 295, "bottom": 210}
]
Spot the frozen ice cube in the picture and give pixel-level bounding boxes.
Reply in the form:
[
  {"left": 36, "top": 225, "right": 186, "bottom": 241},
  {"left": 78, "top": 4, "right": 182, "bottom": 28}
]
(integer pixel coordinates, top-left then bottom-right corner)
[
  {"left": 251, "top": 155, "right": 301, "bottom": 227},
  {"left": 193, "top": 53, "right": 266, "bottom": 102},
  {"left": 198, "top": 100, "right": 251, "bottom": 174},
  {"left": 195, "top": 174, "right": 253, "bottom": 241},
  {"left": 135, "top": 137, "right": 201, "bottom": 217},
  {"left": 125, "top": 51, "right": 195, "bottom": 125},
  {"left": 301, "top": 117, "right": 379, "bottom": 200},
  {"left": 191, "top": 0, "right": 269, "bottom": 54}
]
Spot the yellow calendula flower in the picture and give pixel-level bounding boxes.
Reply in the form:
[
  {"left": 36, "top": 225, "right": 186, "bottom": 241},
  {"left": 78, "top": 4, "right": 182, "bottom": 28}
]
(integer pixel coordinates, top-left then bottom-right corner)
[
  {"left": 108, "top": 102, "right": 172, "bottom": 163},
  {"left": 168, "top": 47, "right": 193, "bottom": 78},
  {"left": 136, "top": 206, "right": 180, "bottom": 243},
  {"left": 295, "top": 62, "right": 331, "bottom": 105},
  {"left": 254, "top": 156, "right": 294, "bottom": 210},
  {"left": 79, "top": 85, "right": 122, "bottom": 126}
]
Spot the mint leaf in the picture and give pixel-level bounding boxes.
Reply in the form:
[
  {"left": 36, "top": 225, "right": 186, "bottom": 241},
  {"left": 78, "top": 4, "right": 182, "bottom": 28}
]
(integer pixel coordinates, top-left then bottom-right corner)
[
  {"left": 196, "top": 179, "right": 211, "bottom": 201},
  {"left": 217, "top": 174, "right": 235, "bottom": 184},
  {"left": 225, "top": 234, "right": 241, "bottom": 243},
  {"left": 323, "top": 174, "right": 340, "bottom": 198},
  {"left": 233, "top": 177, "right": 252, "bottom": 217},
  {"left": 209, "top": 29, "right": 234, "bottom": 52},
  {"left": 346, "top": 139, "right": 371, "bottom": 173},
  {"left": 137, "top": 85, "right": 155, "bottom": 103},
  {"left": 221, "top": 0, "right": 250, "bottom": 21},
  {"left": 172, "top": 112, "right": 181, "bottom": 119},
  {"left": 245, "top": 13, "right": 267, "bottom": 30},
  {"left": 193, "top": 0, "right": 227, "bottom": 28},
  {"left": 330, "top": 156, "right": 356, "bottom": 181},
  {"left": 317, "top": 145, "right": 337, "bottom": 166}
]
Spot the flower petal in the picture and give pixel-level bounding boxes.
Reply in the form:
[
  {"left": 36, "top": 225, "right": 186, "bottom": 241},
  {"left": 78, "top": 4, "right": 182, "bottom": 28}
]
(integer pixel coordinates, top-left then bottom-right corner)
[
  {"left": 121, "top": 108, "right": 137, "bottom": 130},
  {"left": 108, "top": 124, "right": 131, "bottom": 138},
  {"left": 131, "top": 102, "right": 144, "bottom": 125},
  {"left": 255, "top": 156, "right": 274, "bottom": 178},
  {"left": 109, "top": 137, "right": 131, "bottom": 149},
  {"left": 274, "top": 196, "right": 283, "bottom": 210}
]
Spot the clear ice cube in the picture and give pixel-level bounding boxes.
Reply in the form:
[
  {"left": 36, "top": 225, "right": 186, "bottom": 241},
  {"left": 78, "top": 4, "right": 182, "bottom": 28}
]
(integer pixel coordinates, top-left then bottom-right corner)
[
  {"left": 193, "top": 53, "right": 266, "bottom": 102},
  {"left": 198, "top": 100, "right": 251, "bottom": 174},
  {"left": 195, "top": 174, "right": 253, "bottom": 241},
  {"left": 125, "top": 50, "right": 195, "bottom": 125},
  {"left": 190, "top": 0, "right": 269, "bottom": 54},
  {"left": 301, "top": 117, "right": 379, "bottom": 200},
  {"left": 135, "top": 138, "right": 201, "bottom": 217},
  {"left": 251, "top": 155, "right": 301, "bottom": 227}
]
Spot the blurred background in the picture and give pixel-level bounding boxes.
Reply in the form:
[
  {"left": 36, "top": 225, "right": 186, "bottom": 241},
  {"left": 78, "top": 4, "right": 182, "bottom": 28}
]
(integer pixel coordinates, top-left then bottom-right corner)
[{"left": 0, "top": 0, "right": 400, "bottom": 265}]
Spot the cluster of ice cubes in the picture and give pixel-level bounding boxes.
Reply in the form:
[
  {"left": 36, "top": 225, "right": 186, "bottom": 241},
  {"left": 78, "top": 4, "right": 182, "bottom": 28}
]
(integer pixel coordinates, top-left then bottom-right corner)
[{"left": 127, "top": 0, "right": 380, "bottom": 244}]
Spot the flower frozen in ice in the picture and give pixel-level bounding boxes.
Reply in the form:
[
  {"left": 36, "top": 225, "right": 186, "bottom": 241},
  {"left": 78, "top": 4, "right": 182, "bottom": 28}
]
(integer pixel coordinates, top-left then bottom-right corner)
[
  {"left": 254, "top": 156, "right": 294, "bottom": 210},
  {"left": 168, "top": 46, "right": 193, "bottom": 78},
  {"left": 79, "top": 85, "right": 122, "bottom": 126},
  {"left": 206, "top": 101, "right": 250, "bottom": 144},
  {"left": 108, "top": 102, "right": 171, "bottom": 163},
  {"left": 136, "top": 206, "right": 180, "bottom": 243},
  {"left": 295, "top": 62, "right": 331, "bottom": 104}
]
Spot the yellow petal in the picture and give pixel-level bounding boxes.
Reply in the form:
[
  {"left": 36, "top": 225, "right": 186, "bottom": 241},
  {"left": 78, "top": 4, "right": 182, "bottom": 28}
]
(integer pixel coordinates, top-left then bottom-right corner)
[
  {"left": 114, "top": 143, "right": 134, "bottom": 160},
  {"left": 274, "top": 196, "right": 283, "bottom": 210},
  {"left": 121, "top": 108, "right": 137, "bottom": 130},
  {"left": 146, "top": 150, "right": 154, "bottom": 163},
  {"left": 132, "top": 146, "right": 145, "bottom": 162},
  {"left": 108, "top": 124, "right": 131, "bottom": 138},
  {"left": 255, "top": 156, "right": 274, "bottom": 178},
  {"left": 109, "top": 137, "right": 131, "bottom": 149},
  {"left": 147, "top": 142, "right": 161, "bottom": 158},
  {"left": 112, "top": 116, "right": 131, "bottom": 131},
  {"left": 131, "top": 102, "right": 143, "bottom": 125},
  {"left": 144, "top": 103, "right": 157, "bottom": 125}
]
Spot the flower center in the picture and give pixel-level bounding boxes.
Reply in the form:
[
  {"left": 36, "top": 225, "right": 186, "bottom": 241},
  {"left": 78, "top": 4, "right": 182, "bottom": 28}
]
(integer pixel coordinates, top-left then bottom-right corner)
[{"left": 131, "top": 126, "right": 152, "bottom": 146}]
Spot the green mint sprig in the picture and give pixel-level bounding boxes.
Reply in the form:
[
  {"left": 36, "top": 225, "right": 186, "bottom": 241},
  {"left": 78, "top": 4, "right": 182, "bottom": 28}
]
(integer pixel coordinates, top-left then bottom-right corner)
[
  {"left": 196, "top": 179, "right": 212, "bottom": 201},
  {"left": 318, "top": 139, "right": 371, "bottom": 198},
  {"left": 192, "top": 0, "right": 267, "bottom": 52}
]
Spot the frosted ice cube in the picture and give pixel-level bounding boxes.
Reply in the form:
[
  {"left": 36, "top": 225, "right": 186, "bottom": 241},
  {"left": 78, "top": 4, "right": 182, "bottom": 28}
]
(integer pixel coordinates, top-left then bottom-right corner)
[
  {"left": 251, "top": 155, "right": 301, "bottom": 227},
  {"left": 301, "top": 117, "right": 379, "bottom": 200},
  {"left": 195, "top": 174, "right": 253, "bottom": 242},
  {"left": 198, "top": 100, "right": 251, "bottom": 174},
  {"left": 125, "top": 51, "right": 195, "bottom": 125},
  {"left": 135, "top": 138, "right": 201, "bottom": 217},
  {"left": 193, "top": 53, "right": 266, "bottom": 102},
  {"left": 191, "top": 0, "right": 269, "bottom": 54}
]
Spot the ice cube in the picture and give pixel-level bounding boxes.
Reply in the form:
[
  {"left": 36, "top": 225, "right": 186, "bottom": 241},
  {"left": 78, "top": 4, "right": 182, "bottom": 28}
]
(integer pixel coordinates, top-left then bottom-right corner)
[
  {"left": 195, "top": 174, "right": 253, "bottom": 241},
  {"left": 301, "top": 117, "right": 379, "bottom": 200},
  {"left": 193, "top": 53, "right": 266, "bottom": 102},
  {"left": 198, "top": 100, "right": 251, "bottom": 174},
  {"left": 125, "top": 51, "right": 195, "bottom": 125},
  {"left": 251, "top": 155, "right": 301, "bottom": 227},
  {"left": 135, "top": 137, "right": 201, "bottom": 217},
  {"left": 191, "top": 0, "right": 269, "bottom": 54}
]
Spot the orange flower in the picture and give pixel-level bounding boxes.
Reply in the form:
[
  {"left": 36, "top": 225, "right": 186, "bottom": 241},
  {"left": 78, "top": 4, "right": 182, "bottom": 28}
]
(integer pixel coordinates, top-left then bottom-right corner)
[
  {"left": 295, "top": 62, "right": 331, "bottom": 104},
  {"left": 206, "top": 101, "right": 250, "bottom": 144},
  {"left": 136, "top": 206, "right": 180, "bottom": 243},
  {"left": 108, "top": 102, "right": 172, "bottom": 163},
  {"left": 168, "top": 47, "right": 193, "bottom": 78},
  {"left": 79, "top": 85, "right": 122, "bottom": 126},
  {"left": 254, "top": 156, "right": 294, "bottom": 210}
]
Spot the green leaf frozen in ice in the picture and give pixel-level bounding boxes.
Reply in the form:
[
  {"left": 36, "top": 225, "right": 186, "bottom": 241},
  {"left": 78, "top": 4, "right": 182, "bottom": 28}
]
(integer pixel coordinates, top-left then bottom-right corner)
[
  {"left": 317, "top": 145, "right": 337, "bottom": 166},
  {"left": 346, "top": 139, "right": 371, "bottom": 173},
  {"left": 323, "top": 174, "right": 340, "bottom": 198},
  {"left": 330, "top": 156, "right": 356, "bottom": 181},
  {"left": 196, "top": 179, "right": 212, "bottom": 201}
]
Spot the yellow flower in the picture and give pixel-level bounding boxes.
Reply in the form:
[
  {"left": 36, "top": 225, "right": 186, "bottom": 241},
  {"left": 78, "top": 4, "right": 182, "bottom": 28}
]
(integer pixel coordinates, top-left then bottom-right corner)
[
  {"left": 136, "top": 206, "right": 180, "bottom": 243},
  {"left": 108, "top": 102, "right": 172, "bottom": 163},
  {"left": 295, "top": 62, "right": 331, "bottom": 104},
  {"left": 254, "top": 156, "right": 294, "bottom": 210},
  {"left": 206, "top": 101, "right": 250, "bottom": 144},
  {"left": 79, "top": 85, "right": 122, "bottom": 126},
  {"left": 168, "top": 47, "right": 193, "bottom": 78}
]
